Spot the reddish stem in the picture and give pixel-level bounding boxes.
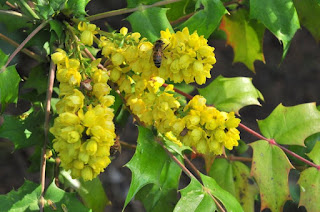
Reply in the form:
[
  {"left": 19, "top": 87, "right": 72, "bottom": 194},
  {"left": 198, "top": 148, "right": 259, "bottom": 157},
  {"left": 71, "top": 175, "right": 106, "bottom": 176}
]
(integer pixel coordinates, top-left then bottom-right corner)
[{"left": 162, "top": 83, "right": 194, "bottom": 100}]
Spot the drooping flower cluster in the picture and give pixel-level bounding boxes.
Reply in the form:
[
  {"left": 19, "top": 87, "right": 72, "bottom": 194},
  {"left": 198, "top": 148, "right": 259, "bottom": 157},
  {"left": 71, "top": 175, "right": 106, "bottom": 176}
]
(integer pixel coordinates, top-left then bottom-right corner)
[{"left": 50, "top": 49, "right": 116, "bottom": 181}]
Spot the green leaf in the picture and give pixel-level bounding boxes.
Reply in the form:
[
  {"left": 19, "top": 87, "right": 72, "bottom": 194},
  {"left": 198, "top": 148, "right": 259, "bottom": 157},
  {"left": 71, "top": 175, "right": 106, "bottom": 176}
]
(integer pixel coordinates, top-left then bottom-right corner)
[
  {"left": 23, "top": 64, "right": 48, "bottom": 94},
  {"left": 198, "top": 75, "right": 263, "bottom": 113},
  {"left": 298, "top": 167, "right": 320, "bottom": 212},
  {"left": 0, "top": 65, "right": 21, "bottom": 111},
  {"left": 174, "top": 178, "right": 217, "bottom": 212},
  {"left": 209, "top": 158, "right": 258, "bottom": 212},
  {"left": 306, "top": 141, "right": 320, "bottom": 165},
  {"left": 258, "top": 103, "right": 320, "bottom": 146},
  {"left": 250, "top": 140, "right": 294, "bottom": 211},
  {"left": 0, "top": 111, "right": 44, "bottom": 149},
  {"left": 76, "top": 178, "right": 110, "bottom": 211},
  {"left": 201, "top": 173, "right": 244, "bottom": 212},
  {"left": 178, "top": 0, "right": 227, "bottom": 38},
  {"left": 127, "top": 0, "right": 159, "bottom": 8},
  {"left": 65, "top": 0, "right": 88, "bottom": 17},
  {"left": 136, "top": 157, "right": 181, "bottom": 212},
  {"left": 123, "top": 127, "right": 170, "bottom": 209},
  {"left": 49, "top": 20, "right": 64, "bottom": 40},
  {"left": 36, "top": 0, "right": 66, "bottom": 19},
  {"left": 0, "top": 4, "right": 32, "bottom": 31},
  {"left": 44, "top": 181, "right": 90, "bottom": 212},
  {"left": 0, "top": 180, "right": 41, "bottom": 211},
  {"left": 127, "top": 7, "right": 173, "bottom": 42},
  {"left": 220, "top": 9, "right": 265, "bottom": 72},
  {"left": 293, "top": 0, "right": 320, "bottom": 42},
  {"left": 250, "top": 0, "right": 300, "bottom": 59},
  {"left": 165, "top": 0, "right": 195, "bottom": 21}
]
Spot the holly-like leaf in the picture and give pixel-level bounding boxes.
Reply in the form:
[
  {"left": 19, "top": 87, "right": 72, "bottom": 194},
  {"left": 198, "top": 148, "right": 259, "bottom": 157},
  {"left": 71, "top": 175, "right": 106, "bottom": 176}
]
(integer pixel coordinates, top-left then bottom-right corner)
[
  {"left": 44, "top": 181, "right": 90, "bottom": 212},
  {"left": 198, "top": 75, "right": 263, "bottom": 113},
  {"left": 209, "top": 158, "right": 258, "bottom": 212},
  {"left": 298, "top": 167, "right": 320, "bottom": 212},
  {"left": 306, "top": 141, "right": 320, "bottom": 164},
  {"left": 250, "top": 140, "right": 294, "bottom": 211},
  {"left": 220, "top": 8, "right": 265, "bottom": 72},
  {"left": 178, "top": 0, "right": 227, "bottom": 38},
  {"left": 250, "top": 0, "right": 300, "bottom": 59},
  {"left": 23, "top": 64, "right": 48, "bottom": 94},
  {"left": 127, "top": 7, "right": 173, "bottom": 42},
  {"left": 0, "top": 180, "right": 41, "bottom": 211},
  {"left": 258, "top": 103, "right": 320, "bottom": 146},
  {"left": 65, "top": 0, "right": 88, "bottom": 17},
  {"left": 0, "top": 111, "right": 44, "bottom": 149},
  {"left": 174, "top": 177, "right": 217, "bottom": 212},
  {"left": 165, "top": 0, "right": 195, "bottom": 21},
  {"left": 293, "top": 0, "right": 320, "bottom": 42},
  {"left": 136, "top": 157, "right": 181, "bottom": 212},
  {"left": 123, "top": 127, "right": 172, "bottom": 209},
  {"left": 0, "top": 63, "right": 21, "bottom": 111},
  {"left": 49, "top": 20, "right": 64, "bottom": 40}
]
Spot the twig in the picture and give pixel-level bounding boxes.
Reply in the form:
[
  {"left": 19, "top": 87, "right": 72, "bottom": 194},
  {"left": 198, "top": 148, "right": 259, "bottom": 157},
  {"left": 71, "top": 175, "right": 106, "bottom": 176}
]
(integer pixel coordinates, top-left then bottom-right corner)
[
  {"left": 87, "top": 0, "right": 183, "bottom": 21},
  {"left": 0, "top": 9, "right": 30, "bottom": 19},
  {"left": 39, "top": 61, "right": 56, "bottom": 212},
  {"left": 120, "top": 140, "right": 136, "bottom": 150},
  {"left": 0, "top": 32, "right": 43, "bottom": 62},
  {"left": 170, "top": 12, "right": 194, "bottom": 26},
  {"left": 18, "top": 0, "right": 39, "bottom": 19},
  {"left": 1, "top": 20, "right": 48, "bottom": 73},
  {"left": 162, "top": 82, "right": 194, "bottom": 100},
  {"left": 5, "top": 1, "right": 17, "bottom": 9},
  {"left": 183, "top": 155, "right": 201, "bottom": 178}
]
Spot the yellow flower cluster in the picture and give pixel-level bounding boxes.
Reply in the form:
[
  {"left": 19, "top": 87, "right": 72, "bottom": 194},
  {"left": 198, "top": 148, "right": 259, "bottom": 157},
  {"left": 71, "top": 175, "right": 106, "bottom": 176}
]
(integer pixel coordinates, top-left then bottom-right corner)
[
  {"left": 158, "top": 28, "right": 216, "bottom": 84},
  {"left": 50, "top": 49, "right": 116, "bottom": 181}
]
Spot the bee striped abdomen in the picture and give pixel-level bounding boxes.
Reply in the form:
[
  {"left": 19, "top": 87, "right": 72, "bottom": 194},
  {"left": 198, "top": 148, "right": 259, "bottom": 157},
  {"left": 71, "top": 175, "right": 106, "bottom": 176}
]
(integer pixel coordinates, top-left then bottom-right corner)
[{"left": 152, "top": 39, "right": 165, "bottom": 68}]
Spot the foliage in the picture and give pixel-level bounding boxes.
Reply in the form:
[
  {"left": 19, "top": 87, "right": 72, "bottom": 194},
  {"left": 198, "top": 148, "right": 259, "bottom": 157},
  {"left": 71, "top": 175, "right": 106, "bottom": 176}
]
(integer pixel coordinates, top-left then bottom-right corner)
[{"left": 0, "top": 0, "right": 320, "bottom": 211}]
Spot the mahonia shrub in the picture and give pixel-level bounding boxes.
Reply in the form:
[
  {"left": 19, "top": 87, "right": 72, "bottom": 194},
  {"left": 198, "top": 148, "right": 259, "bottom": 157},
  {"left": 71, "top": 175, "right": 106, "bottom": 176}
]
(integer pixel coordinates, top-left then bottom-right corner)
[{"left": 49, "top": 23, "right": 240, "bottom": 181}]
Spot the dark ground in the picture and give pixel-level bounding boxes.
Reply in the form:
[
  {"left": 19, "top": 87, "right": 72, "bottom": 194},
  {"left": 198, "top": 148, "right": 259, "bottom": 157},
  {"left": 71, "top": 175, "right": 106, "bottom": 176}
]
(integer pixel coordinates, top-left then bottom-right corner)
[{"left": 1, "top": 1, "right": 320, "bottom": 211}]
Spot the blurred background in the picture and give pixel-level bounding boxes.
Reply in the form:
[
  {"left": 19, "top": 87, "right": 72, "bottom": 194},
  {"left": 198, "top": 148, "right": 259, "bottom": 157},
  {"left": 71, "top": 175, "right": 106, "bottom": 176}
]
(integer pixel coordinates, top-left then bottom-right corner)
[{"left": 0, "top": 0, "right": 319, "bottom": 211}]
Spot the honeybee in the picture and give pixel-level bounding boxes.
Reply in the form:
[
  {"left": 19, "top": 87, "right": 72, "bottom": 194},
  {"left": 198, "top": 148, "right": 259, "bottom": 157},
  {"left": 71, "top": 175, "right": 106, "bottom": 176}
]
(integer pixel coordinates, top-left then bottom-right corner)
[{"left": 152, "top": 39, "right": 167, "bottom": 68}]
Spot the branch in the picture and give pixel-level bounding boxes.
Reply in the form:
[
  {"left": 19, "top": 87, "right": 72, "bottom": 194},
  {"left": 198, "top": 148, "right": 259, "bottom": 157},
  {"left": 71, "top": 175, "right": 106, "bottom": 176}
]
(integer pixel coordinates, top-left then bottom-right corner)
[
  {"left": 39, "top": 61, "right": 56, "bottom": 212},
  {"left": 0, "top": 9, "right": 30, "bottom": 19},
  {"left": 0, "top": 32, "right": 43, "bottom": 62},
  {"left": 1, "top": 20, "right": 48, "bottom": 73},
  {"left": 87, "top": 0, "right": 183, "bottom": 21}
]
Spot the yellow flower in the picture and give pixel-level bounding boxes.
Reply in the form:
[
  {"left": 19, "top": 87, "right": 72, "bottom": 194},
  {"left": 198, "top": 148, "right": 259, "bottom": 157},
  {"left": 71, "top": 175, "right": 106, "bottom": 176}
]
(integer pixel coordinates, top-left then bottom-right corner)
[{"left": 78, "top": 22, "right": 98, "bottom": 46}]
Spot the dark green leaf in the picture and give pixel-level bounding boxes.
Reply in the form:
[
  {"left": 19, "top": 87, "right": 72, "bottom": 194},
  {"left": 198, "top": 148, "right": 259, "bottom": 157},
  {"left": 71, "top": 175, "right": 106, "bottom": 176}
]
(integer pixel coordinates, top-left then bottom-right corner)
[
  {"left": 250, "top": 0, "right": 300, "bottom": 59},
  {"left": 220, "top": 9, "right": 265, "bottom": 72},
  {"left": 209, "top": 159, "right": 258, "bottom": 212},
  {"left": 127, "top": 0, "right": 159, "bottom": 8},
  {"left": 0, "top": 180, "right": 41, "bottom": 211},
  {"left": 0, "top": 4, "right": 32, "bottom": 31},
  {"left": 123, "top": 127, "right": 170, "bottom": 209},
  {"left": 127, "top": 7, "right": 173, "bottom": 42},
  {"left": 178, "top": 0, "right": 227, "bottom": 38},
  {"left": 23, "top": 64, "right": 48, "bottom": 94},
  {"left": 174, "top": 178, "right": 217, "bottom": 212},
  {"left": 250, "top": 140, "right": 293, "bottom": 211},
  {"left": 306, "top": 141, "right": 320, "bottom": 165},
  {"left": 201, "top": 173, "right": 244, "bottom": 212},
  {"left": 136, "top": 157, "right": 181, "bottom": 212},
  {"left": 293, "top": 0, "right": 320, "bottom": 42},
  {"left": 258, "top": 103, "right": 320, "bottom": 146},
  {"left": 298, "top": 167, "right": 320, "bottom": 212},
  {"left": 0, "top": 111, "right": 44, "bottom": 149},
  {"left": 44, "top": 181, "right": 90, "bottom": 212},
  {"left": 198, "top": 75, "right": 263, "bottom": 113},
  {"left": 166, "top": 0, "right": 195, "bottom": 21}
]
